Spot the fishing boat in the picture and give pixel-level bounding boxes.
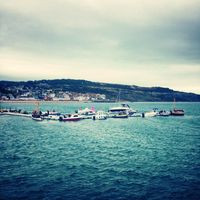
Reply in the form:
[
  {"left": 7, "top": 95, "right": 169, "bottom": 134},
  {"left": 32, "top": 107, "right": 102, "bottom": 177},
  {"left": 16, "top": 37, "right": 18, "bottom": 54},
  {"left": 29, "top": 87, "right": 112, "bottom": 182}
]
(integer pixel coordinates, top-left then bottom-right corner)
[
  {"left": 59, "top": 114, "right": 82, "bottom": 122},
  {"left": 92, "top": 111, "right": 107, "bottom": 120},
  {"left": 170, "top": 98, "right": 185, "bottom": 116},
  {"left": 158, "top": 110, "right": 170, "bottom": 116}
]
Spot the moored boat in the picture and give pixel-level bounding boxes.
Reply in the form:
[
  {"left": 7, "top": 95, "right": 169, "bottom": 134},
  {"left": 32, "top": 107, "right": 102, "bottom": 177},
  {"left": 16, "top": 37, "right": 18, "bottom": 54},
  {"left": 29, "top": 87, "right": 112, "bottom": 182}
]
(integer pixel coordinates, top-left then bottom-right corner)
[
  {"left": 170, "top": 98, "right": 185, "bottom": 116},
  {"left": 92, "top": 111, "right": 107, "bottom": 120},
  {"left": 171, "top": 109, "right": 184, "bottom": 116},
  {"left": 112, "top": 111, "right": 128, "bottom": 118},
  {"left": 59, "top": 114, "right": 82, "bottom": 122},
  {"left": 32, "top": 116, "right": 43, "bottom": 121},
  {"left": 32, "top": 101, "right": 43, "bottom": 121},
  {"left": 48, "top": 115, "right": 60, "bottom": 120},
  {"left": 158, "top": 110, "right": 170, "bottom": 117},
  {"left": 77, "top": 107, "right": 95, "bottom": 119},
  {"left": 32, "top": 110, "right": 43, "bottom": 121},
  {"left": 144, "top": 110, "right": 157, "bottom": 117},
  {"left": 130, "top": 112, "right": 142, "bottom": 117},
  {"left": 108, "top": 104, "right": 136, "bottom": 117}
]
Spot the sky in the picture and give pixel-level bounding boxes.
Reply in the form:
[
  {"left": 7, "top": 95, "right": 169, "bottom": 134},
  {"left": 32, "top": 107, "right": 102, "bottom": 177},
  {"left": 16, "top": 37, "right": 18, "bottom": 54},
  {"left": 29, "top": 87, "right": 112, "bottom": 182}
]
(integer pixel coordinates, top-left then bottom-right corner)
[{"left": 0, "top": 0, "right": 200, "bottom": 93}]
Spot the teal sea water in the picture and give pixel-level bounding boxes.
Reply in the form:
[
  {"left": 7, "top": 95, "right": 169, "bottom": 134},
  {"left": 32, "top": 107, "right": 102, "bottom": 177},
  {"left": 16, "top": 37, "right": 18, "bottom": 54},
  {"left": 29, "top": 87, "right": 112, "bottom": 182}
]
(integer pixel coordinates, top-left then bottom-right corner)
[{"left": 0, "top": 102, "right": 200, "bottom": 200}]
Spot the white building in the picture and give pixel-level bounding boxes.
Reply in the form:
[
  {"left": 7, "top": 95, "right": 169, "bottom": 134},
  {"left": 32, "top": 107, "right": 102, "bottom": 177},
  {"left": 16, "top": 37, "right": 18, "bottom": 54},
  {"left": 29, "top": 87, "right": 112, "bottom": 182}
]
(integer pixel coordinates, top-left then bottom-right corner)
[{"left": 63, "top": 93, "right": 71, "bottom": 100}]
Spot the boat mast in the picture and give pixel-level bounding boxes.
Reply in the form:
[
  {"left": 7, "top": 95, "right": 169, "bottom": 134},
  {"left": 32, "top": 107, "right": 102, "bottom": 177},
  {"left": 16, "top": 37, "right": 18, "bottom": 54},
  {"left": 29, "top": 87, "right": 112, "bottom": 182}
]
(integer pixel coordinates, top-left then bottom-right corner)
[
  {"left": 117, "top": 89, "right": 121, "bottom": 102},
  {"left": 35, "top": 101, "right": 40, "bottom": 112},
  {"left": 173, "top": 97, "right": 176, "bottom": 110}
]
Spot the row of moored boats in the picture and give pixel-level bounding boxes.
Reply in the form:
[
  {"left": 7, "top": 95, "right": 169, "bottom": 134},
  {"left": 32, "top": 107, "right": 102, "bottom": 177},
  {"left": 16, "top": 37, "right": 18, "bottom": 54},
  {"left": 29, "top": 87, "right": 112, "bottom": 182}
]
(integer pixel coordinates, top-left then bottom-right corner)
[
  {"left": 0, "top": 104, "right": 185, "bottom": 122},
  {"left": 29, "top": 103, "right": 185, "bottom": 121}
]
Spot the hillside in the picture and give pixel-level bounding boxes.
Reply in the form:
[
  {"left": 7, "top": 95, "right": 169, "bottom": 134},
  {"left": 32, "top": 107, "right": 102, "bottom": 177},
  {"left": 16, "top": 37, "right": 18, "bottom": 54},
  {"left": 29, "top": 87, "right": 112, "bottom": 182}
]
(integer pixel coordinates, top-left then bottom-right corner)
[{"left": 0, "top": 79, "right": 200, "bottom": 102}]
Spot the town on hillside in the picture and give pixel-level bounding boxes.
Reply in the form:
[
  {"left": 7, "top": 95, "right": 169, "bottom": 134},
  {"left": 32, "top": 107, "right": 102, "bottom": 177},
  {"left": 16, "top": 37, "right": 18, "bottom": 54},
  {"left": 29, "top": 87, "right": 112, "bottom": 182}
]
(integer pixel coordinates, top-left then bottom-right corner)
[{"left": 0, "top": 88, "right": 107, "bottom": 102}]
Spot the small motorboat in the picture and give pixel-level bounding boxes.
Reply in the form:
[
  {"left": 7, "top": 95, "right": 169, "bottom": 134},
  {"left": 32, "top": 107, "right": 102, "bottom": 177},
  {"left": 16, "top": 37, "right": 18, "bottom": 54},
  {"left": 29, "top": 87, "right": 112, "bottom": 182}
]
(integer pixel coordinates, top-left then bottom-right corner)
[
  {"left": 171, "top": 109, "right": 184, "bottom": 116},
  {"left": 48, "top": 115, "right": 60, "bottom": 120},
  {"left": 143, "top": 110, "right": 157, "bottom": 117},
  {"left": 59, "top": 114, "right": 82, "bottom": 122},
  {"left": 158, "top": 110, "right": 170, "bottom": 117},
  {"left": 92, "top": 111, "right": 107, "bottom": 120},
  {"left": 32, "top": 116, "right": 43, "bottom": 121},
  {"left": 129, "top": 112, "right": 142, "bottom": 117}
]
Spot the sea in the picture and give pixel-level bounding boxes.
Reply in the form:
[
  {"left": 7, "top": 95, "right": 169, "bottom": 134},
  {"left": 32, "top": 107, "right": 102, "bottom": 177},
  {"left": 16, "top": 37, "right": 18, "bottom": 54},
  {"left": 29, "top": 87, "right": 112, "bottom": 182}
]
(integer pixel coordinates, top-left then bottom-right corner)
[{"left": 0, "top": 102, "right": 200, "bottom": 200}]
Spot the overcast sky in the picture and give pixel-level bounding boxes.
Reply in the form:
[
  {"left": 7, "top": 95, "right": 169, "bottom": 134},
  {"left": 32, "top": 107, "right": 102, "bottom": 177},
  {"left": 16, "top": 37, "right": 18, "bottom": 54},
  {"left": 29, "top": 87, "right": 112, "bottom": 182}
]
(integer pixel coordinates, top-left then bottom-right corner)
[{"left": 0, "top": 0, "right": 200, "bottom": 93}]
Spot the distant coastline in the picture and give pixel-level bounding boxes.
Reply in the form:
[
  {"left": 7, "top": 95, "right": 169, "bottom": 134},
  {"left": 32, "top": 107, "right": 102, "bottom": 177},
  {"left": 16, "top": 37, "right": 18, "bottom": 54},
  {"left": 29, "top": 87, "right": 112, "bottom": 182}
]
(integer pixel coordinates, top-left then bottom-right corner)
[
  {"left": 1, "top": 79, "right": 200, "bottom": 102},
  {"left": 0, "top": 100, "right": 115, "bottom": 103}
]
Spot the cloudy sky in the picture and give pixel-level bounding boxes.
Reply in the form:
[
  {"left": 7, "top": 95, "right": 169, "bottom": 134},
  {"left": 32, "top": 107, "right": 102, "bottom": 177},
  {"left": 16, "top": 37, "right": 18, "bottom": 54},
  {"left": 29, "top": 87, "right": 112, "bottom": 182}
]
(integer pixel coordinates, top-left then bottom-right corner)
[{"left": 0, "top": 0, "right": 200, "bottom": 93}]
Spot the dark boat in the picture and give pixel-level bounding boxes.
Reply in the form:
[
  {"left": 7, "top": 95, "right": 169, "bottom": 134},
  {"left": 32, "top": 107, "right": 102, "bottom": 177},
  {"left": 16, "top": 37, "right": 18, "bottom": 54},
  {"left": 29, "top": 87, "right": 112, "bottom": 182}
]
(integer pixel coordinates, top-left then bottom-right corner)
[
  {"left": 171, "top": 109, "right": 184, "bottom": 116},
  {"left": 170, "top": 98, "right": 184, "bottom": 116}
]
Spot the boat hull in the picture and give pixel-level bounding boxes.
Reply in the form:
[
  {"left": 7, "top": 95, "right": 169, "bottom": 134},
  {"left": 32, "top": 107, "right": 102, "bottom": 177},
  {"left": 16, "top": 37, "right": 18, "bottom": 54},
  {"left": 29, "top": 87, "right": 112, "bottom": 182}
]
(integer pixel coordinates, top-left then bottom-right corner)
[
  {"left": 171, "top": 109, "right": 184, "bottom": 116},
  {"left": 32, "top": 117, "right": 43, "bottom": 121},
  {"left": 171, "top": 112, "right": 184, "bottom": 116},
  {"left": 61, "top": 118, "right": 81, "bottom": 121},
  {"left": 144, "top": 112, "right": 157, "bottom": 117},
  {"left": 112, "top": 115, "right": 128, "bottom": 118}
]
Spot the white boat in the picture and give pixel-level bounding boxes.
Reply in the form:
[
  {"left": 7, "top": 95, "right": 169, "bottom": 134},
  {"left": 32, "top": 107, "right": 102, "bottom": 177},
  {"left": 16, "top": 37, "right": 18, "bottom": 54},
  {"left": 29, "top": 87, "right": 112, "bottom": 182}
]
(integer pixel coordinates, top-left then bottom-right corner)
[
  {"left": 0, "top": 112, "right": 32, "bottom": 118},
  {"left": 59, "top": 114, "right": 82, "bottom": 122},
  {"left": 130, "top": 112, "right": 142, "bottom": 117},
  {"left": 158, "top": 110, "right": 170, "bottom": 116},
  {"left": 48, "top": 111, "right": 61, "bottom": 115},
  {"left": 32, "top": 116, "right": 43, "bottom": 121},
  {"left": 77, "top": 107, "right": 95, "bottom": 119},
  {"left": 143, "top": 110, "right": 157, "bottom": 117},
  {"left": 108, "top": 104, "right": 136, "bottom": 117},
  {"left": 48, "top": 115, "right": 60, "bottom": 120},
  {"left": 92, "top": 111, "right": 107, "bottom": 120}
]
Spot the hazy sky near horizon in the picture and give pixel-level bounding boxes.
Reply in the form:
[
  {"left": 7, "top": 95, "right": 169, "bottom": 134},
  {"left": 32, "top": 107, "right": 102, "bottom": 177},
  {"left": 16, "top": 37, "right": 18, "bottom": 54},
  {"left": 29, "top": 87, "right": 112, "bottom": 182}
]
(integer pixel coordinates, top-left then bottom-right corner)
[{"left": 0, "top": 0, "right": 200, "bottom": 93}]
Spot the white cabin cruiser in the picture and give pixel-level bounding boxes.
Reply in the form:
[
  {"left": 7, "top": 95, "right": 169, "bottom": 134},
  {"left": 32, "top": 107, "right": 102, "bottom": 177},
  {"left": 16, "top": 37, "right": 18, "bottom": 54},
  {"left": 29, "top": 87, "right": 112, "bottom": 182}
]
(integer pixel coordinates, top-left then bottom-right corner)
[{"left": 108, "top": 104, "right": 136, "bottom": 117}]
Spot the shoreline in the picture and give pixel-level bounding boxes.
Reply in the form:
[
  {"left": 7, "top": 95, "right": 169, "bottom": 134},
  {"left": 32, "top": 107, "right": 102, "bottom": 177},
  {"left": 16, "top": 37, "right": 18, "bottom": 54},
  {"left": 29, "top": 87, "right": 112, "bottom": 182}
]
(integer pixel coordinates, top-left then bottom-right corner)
[
  {"left": 0, "top": 100, "right": 88, "bottom": 103},
  {"left": 1, "top": 100, "right": 199, "bottom": 104},
  {"left": 0, "top": 100, "right": 115, "bottom": 104}
]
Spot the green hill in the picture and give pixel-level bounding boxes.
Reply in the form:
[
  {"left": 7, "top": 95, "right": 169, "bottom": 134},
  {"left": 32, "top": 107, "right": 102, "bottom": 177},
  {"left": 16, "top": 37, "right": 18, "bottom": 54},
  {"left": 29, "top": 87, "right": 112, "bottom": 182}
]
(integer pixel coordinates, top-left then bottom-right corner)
[{"left": 0, "top": 79, "right": 200, "bottom": 101}]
